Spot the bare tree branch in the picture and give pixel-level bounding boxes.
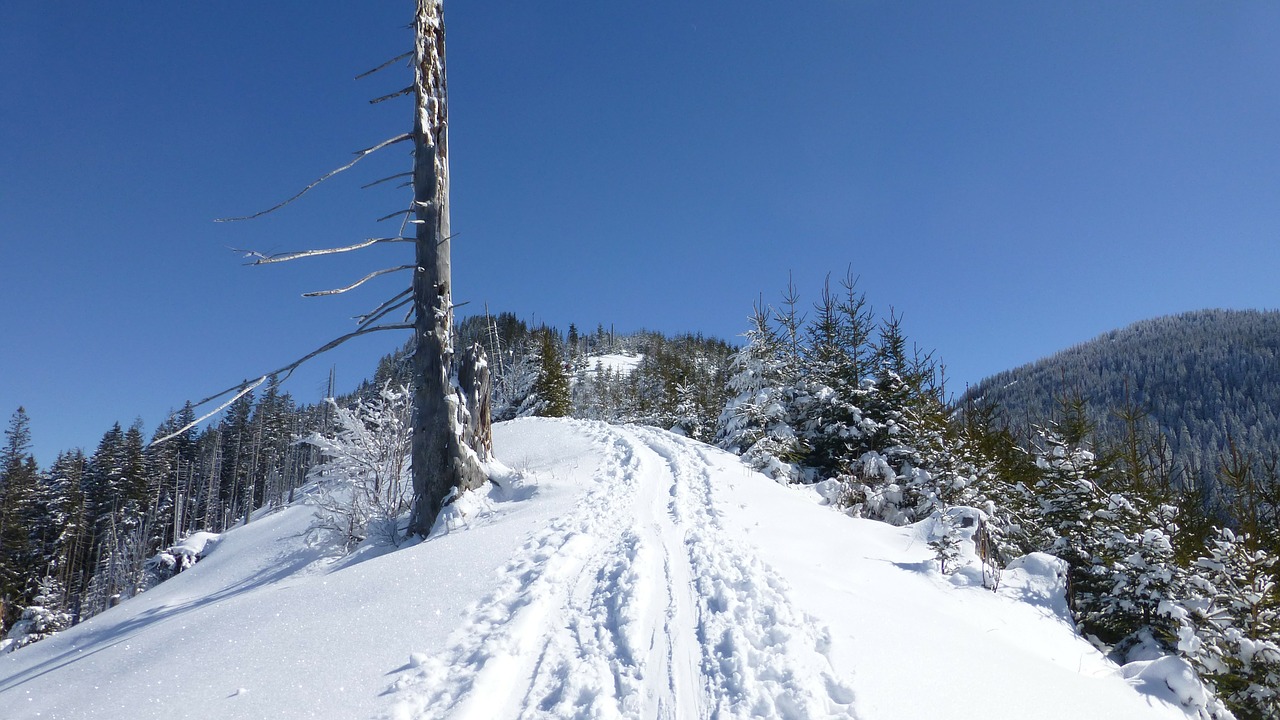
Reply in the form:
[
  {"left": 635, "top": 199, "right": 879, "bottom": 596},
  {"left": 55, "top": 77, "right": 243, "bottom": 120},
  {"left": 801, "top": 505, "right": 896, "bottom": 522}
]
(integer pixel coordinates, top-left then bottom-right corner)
[
  {"left": 370, "top": 86, "right": 414, "bottom": 105},
  {"left": 302, "top": 265, "right": 413, "bottom": 298},
  {"left": 376, "top": 208, "right": 413, "bottom": 223},
  {"left": 272, "top": 324, "right": 412, "bottom": 385},
  {"left": 359, "top": 297, "right": 413, "bottom": 330},
  {"left": 216, "top": 133, "right": 412, "bottom": 222},
  {"left": 354, "top": 51, "right": 412, "bottom": 80},
  {"left": 361, "top": 172, "right": 413, "bottom": 190},
  {"left": 236, "top": 237, "right": 413, "bottom": 266},
  {"left": 151, "top": 376, "right": 268, "bottom": 446},
  {"left": 151, "top": 323, "right": 413, "bottom": 447},
  {"left": 355, "top": 287, "right": 413, "bottom": 326}
]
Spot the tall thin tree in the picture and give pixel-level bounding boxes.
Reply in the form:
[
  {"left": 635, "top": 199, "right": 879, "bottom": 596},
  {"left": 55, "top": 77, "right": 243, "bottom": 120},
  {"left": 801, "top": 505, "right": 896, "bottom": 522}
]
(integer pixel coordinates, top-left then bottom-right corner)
[
  {"left": 407, "top": 0, "right": 486, "bottom": 536},
  {"left": 157, "top": 0, "right": 491, "bottom": 539}
]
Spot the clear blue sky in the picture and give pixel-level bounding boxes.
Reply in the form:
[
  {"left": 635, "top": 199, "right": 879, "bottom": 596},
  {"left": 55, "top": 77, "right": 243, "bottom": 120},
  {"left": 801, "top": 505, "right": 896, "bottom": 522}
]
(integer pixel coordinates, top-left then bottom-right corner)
[{"left": 3, "top": 1, "right": 1279, "bottom": 464}]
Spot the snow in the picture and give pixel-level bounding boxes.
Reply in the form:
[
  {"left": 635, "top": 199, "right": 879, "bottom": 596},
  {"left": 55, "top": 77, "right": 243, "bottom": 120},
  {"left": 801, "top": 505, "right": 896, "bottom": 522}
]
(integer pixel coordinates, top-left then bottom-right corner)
[
  {"left": 0, "top": 419, "right": 1199, "bottom": 719},
  {"left": 148, "top": 531, "right": 223, "bottom": 572},
  {"left": 586, "top": 353, "right": 642, "bottom": 376}
]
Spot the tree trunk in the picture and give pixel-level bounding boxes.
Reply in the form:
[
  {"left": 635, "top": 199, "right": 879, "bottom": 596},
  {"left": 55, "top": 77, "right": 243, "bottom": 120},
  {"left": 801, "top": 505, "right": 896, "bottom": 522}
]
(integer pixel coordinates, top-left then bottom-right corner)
[
  {"left": 408, "top": 0, "right": 488, "bottom": 536},
  {"left": 459, "top": 344, "right": 493, "bottom": 461}
]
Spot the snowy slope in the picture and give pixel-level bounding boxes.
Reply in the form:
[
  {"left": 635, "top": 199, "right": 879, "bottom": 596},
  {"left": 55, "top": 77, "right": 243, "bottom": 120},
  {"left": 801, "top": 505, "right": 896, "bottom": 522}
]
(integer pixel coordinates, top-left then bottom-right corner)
[
  {"left": 586, "top": 353, "right": 643, "bottom": 376},
  {"left": 0, "top": 419, "right": 1195, "bottom": 720}
]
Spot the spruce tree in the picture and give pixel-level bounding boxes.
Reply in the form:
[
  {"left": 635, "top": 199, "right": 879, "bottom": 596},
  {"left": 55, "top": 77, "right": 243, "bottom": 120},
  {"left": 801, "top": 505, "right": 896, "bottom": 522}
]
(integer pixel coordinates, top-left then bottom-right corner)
[
  {"left": 0, "top": 408, "right": 38, "bottom": 623},
  {"left": 1180, "top": 527, "right": 1280, "bottom": 719},
  {"left": 532, "top": 330, "right": 571, "bottom": 418},
  {"left": 716, "top": 302, "right": 801, "bottom": 481}
]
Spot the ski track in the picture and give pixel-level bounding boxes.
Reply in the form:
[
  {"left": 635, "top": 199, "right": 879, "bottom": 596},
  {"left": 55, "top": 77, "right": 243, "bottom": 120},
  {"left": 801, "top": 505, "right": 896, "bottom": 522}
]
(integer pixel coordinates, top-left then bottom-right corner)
[{"left": 385, "top": 422, "right": 858, "bottom": 720}]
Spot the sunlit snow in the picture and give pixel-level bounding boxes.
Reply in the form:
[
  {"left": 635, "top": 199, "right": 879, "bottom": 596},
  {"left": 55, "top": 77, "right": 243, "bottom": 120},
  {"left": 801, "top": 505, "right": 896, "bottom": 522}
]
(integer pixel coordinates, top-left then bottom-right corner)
[{"left": 0, "top": 419, "right": 1201, "bottom": 719}]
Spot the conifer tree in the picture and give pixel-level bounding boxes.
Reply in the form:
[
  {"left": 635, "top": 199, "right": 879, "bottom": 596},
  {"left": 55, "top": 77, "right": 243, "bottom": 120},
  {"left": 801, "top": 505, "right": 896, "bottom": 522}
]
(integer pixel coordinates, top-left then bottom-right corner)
[
  {"left": 0, "top": 410, "right": 41, "bottom": 630},
  {"left": 532, "top": 330, "right": 572, "bottom": 418},
  {"left": 34, "top": 451, "right": 87, "bottom": 604},
  {"left": 716, "top": 302, "right": 801, "bottom": 481},
  {"left": 1179, "top": 527, "right": 1280, "bottom": 719}
]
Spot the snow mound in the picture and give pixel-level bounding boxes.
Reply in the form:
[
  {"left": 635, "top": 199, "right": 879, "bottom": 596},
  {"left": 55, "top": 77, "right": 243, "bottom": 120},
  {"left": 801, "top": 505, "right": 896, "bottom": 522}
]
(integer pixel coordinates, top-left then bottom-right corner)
[
  {"left": 148, "top": 531, "right": 222, "bottom": 573},
  {"left": 1120, "top": 656, "right": 1228, "bottom": 720}
]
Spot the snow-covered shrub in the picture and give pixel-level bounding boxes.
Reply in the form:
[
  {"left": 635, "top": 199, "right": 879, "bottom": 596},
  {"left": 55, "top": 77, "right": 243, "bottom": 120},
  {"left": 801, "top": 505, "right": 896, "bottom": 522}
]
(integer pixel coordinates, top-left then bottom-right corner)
[
  {"left": 144, "top": 531, "right": 221, "bottom": 585},
  {"left": 1, "top": 577, "right": 73, "bottom": 653},
  {"left": 927, "top": 510, "right": 965, "bottom": 574},
  {"left": 303, "top": 384, "right": 413, "bottom": 549}
]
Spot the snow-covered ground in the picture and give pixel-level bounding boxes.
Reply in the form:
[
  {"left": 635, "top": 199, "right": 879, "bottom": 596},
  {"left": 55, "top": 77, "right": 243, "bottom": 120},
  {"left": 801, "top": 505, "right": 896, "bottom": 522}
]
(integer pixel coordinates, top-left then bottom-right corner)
[
  {"left": 586, "top": 353, "right": 643, "bottom": 376},
  {"left": 0, "top": 419, "right": 1198, "bottom": 719}
]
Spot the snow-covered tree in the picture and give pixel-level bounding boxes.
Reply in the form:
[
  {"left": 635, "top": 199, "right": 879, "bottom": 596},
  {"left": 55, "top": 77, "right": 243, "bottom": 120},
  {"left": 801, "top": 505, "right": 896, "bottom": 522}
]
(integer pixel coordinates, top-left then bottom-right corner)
[
  {"left": 304, "top": 384, "right": 414, "bottom": 547},
  {"left": 1178, "top": 528, "right": 1280, "bottom": 720},
  {"left": 0, "top": 576, "right": 72, "bottom": 653},
  {"left": 716, "top": 303, "right": 801, "bottom": 481}
]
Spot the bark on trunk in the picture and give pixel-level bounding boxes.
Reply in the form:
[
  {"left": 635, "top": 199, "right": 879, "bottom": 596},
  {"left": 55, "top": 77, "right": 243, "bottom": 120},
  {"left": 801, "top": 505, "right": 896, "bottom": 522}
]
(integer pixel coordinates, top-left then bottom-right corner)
[{"left": 459, "top": 344, "right": 493, "bottom": 460}]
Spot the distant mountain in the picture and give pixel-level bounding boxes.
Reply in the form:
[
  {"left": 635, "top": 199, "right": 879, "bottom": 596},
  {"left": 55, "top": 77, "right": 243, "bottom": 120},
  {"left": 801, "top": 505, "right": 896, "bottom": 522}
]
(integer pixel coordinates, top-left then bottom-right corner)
[{"left": 962, "top": 309, "right": 1280, "bottom": 493}]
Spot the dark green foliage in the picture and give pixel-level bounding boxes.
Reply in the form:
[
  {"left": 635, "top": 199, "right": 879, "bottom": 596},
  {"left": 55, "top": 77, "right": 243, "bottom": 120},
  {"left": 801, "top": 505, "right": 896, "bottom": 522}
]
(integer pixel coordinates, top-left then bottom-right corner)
[
  {"left": 0, "top": 408, "right": 39, "bottom": 625},
  {"left": 0, "top": 387, "right": 329, "bottom": 640},
  {"left": 533, "top": 330, "right": 572, "bottom": 418},
  {"left": 964, "top": 308, "right": 1280, "bottom": 507}
]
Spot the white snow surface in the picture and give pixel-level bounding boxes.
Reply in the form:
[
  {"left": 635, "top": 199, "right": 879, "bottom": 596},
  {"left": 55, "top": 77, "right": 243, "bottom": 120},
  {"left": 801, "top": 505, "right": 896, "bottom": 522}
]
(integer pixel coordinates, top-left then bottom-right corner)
[
  {"left": 0, "top": 419, "right": 1195, "bottom": 720},
  {"left": 586, "top": 353, "right": 643, "bottom": 376}
]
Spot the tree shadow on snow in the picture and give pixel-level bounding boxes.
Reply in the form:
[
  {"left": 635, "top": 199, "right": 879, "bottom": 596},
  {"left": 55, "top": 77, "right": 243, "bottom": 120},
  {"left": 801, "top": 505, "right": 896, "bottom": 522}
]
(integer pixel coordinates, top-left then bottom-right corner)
[{"left": 0, "top": 542, "right": 331, "bottom": 694}]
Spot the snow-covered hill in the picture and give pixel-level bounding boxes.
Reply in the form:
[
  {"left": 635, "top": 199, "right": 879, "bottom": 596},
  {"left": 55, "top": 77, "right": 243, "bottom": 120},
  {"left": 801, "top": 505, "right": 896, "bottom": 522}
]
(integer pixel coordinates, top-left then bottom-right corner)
[{"left": 0, "top": 420, "right": 1204, "bottom": 719}]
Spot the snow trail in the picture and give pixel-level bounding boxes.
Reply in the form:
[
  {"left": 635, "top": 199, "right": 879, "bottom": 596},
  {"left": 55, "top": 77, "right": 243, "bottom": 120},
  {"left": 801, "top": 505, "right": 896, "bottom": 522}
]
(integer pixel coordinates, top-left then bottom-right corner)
[{"left": 386, "top": 422, "right": 857, "bottom": 719}]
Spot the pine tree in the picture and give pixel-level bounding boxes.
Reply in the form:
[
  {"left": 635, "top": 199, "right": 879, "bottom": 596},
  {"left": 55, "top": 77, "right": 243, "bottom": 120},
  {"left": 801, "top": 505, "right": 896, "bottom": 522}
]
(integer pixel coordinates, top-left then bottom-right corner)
[
  {"left": 1179, "top": 527, "right": 1280, "bottom": 719},
  {"left": 1, "top": 575, "right": 73, "bottom": 653},
  {"left": 716, "top": 302, "right": 801, "bottom": 481},
  {"left": 0, "top": 408, "right": 38, "bottom": 625},
  {"left": 531, "top": 330, "right": 571, "bottom": 418},
  {"left": 218, "top": 390, "right": 255, "bottom": 528},
  {"left": 34, "top": 451, "right": 87, "bottom": 606}
]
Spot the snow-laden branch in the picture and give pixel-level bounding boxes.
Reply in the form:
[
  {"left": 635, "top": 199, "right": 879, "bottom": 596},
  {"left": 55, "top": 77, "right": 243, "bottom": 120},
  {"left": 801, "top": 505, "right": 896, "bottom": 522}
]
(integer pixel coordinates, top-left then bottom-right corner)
[
  {"left": 370, "top": 86, "right": 413, "bottom": 105},
  {"left": 236, "top": 237, "right": 413, "bottom": 266},
  {"left": 302, "top": 266, "right": 413, "bottom": 298},
  {"left": 354, "top": 51, "right": 412, "bottom": 80},
  {"left": 215, "top": 133, "right": 412, "bottom": 222},
  {"left": 150, "top": 323, "right": 413, "bottom": 447}
]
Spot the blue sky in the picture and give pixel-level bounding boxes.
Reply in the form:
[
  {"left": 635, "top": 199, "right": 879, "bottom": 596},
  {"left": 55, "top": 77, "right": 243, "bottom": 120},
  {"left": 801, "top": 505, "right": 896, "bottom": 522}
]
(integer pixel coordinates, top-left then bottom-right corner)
[{"left": 3, "top": 1, "right": 1279, "bottom": 463}]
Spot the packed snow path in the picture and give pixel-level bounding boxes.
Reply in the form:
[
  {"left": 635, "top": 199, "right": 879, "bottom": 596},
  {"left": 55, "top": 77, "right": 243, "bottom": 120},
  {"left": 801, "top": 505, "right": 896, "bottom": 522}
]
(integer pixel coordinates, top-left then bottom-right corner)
[{"left": 386, "top": 423, "right": 858, "bottom": 719}]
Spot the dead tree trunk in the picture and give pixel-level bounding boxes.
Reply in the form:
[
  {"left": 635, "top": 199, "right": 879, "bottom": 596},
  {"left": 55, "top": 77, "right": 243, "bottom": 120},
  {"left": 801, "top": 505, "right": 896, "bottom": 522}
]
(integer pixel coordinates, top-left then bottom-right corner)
[
  {"left": 459, "top": 344, "right": 493, "bottom": 460},
  {"left": 408, "top": 0, "right": 488, "bottom": 536}
]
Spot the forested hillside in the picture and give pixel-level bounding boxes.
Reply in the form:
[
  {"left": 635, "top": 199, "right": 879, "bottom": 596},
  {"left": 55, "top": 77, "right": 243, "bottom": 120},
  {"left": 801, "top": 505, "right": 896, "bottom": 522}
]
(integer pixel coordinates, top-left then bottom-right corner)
[{"left": 962, "top": 309, "right": 1280, "bottom": 499}]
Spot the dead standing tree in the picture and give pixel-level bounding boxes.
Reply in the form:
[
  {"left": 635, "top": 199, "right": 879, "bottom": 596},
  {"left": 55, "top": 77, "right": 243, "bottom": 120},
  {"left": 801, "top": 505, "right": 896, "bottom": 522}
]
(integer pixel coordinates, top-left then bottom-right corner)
[
  {"left": 407, "top": 0, "right": 489, "bottom": 536},
  {"left": 157, "top": 0, "right": 491, "bottom": 538}
]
